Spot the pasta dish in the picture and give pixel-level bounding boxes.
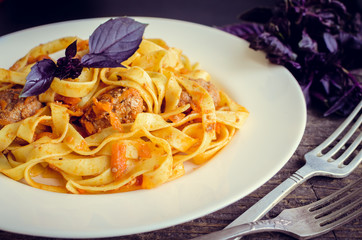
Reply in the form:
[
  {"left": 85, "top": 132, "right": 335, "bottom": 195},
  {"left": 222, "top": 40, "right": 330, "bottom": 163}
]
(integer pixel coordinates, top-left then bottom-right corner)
[{"left": 0, "top": 17, "right": 248, "bottom": 194}]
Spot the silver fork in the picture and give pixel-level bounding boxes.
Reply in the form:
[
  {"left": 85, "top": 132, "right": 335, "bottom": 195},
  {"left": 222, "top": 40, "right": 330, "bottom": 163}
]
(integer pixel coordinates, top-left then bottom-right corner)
[
  {"left": 192, "top": 177, "right": 362, "bottom": 240},
  {"left": 226, "top": 100, "right": 362, "bottom": 229}
]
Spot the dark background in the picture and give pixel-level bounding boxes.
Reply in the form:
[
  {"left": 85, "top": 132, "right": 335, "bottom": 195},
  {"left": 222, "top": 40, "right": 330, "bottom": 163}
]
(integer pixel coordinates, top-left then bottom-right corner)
[
  {"left": 0, "top": 0, "right": 277, "bottom": 37},
  {"left": 1, "top": 0, "right": 361, "bottom": 37}
]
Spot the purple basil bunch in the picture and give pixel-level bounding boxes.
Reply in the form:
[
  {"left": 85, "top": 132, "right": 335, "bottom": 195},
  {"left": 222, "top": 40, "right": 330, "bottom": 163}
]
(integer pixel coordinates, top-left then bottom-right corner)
[{"left": 220, "top": 0, "right": 362, "bottom": 116}]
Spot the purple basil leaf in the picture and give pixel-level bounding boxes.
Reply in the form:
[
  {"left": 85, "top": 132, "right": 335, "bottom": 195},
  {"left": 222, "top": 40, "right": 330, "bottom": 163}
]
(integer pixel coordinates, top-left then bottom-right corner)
[
  {"left": 80, "top": 54, "right": 122, "bottom": 68},
  {"left": 350, "top": 68, "right": 362, "bottom": 79},
  {"left": 20, "top": 59, "right": 57, "bottom": 97},
  {"left": 320, "top": 73, "right": 331, "bottom": 94},
  {"left": 250, "top": 32, "right": 297, "bottom": 63},
  {"left": 81, "top": 17, "right": 147, "bottom": 68},
  {"left": 323, "top": 86, "right": 356, "bottom": 117},
  {"left": 285, "top": 60, "right": 302, "bottom": 70},
  {"left": 338, "top": 32, "right": 362, "bottom": 49},
  {"left": 65, "top": 40, "right": 78, "bottom": 58},
  {"left": 219, "top": 23, "right": 264, "bottom": 41},
  {"left": 318, "top": 12, "right": 337, "bottom": 28},
  {"left": 298, "top": 29, "right": 318, "bottom": 53},
  {"left": 323, "top": 32, "right": 338, "bottom": 53}
]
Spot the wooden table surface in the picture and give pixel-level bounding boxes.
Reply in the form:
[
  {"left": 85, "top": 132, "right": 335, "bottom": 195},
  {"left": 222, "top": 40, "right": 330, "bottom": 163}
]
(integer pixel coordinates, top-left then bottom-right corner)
[{"left": 0, "top": 0, "right": 361, "bottom": 239}]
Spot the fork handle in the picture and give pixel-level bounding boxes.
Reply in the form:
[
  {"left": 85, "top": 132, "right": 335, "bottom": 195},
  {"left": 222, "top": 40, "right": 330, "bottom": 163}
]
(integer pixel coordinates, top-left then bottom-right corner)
[
  {"left": 225, "top": 164, "right": 315, "bottom": 228},
  {"left": 192, "top": 218, "right": 292, "bottom": 240}
]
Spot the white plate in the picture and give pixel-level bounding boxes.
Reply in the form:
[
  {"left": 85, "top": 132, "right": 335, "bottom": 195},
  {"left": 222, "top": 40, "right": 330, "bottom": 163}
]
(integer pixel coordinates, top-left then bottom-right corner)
[{"left": 0, "top": 17, "right": 306, "bottom": 238}]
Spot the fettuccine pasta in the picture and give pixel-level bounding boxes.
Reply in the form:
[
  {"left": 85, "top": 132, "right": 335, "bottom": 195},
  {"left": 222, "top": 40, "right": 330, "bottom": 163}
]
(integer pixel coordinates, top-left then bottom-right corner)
[{"left": 0, "top": 34, "right": 248, "bottom": 194}]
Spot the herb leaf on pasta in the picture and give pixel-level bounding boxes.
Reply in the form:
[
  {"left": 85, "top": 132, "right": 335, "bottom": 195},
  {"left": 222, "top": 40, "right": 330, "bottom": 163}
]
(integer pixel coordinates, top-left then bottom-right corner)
[
  {"left": 20, "top": 59, "right": 57, "bottom": 97},
  {"left": 81, "top": 17, "right": 147, "bottom": 68},
  {"left": 21, "top": 17, "right": 146, "bottom": 97}
]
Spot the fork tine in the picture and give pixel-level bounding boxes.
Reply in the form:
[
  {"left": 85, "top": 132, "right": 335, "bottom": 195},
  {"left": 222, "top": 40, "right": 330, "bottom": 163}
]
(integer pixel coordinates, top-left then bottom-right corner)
[
  {"left": 303, "top": 179, "right": 362, "bottom": 238},
  {"left": 308, "top": 178, "right": 362, "bottom": 212},
  {"left": 311, "top": 101, "right": 362, "bottom": 155},
  {"left": 323, "top": 114, "right": 362, "bottom": 161},
  {"left": 318, "top": 193, "right": 362, "bottom": 225},
  {"left": 342, "top": 150, "right": 362, "bottom": 173},
  {"left": 336, "top": 131, "right": 362, "bottom": 165},
  {"left": 317, "top": 198, "right": 362, "bottom": 234},
  {"left": 310, "top": 185, "right": 361, "bottom": 217}
]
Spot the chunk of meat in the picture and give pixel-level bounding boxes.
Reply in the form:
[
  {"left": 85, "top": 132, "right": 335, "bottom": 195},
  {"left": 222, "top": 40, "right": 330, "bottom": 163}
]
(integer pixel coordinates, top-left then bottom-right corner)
[
  {"left": 0, "top": 88, "right": 42, "bottom": 126},
  {"left": 178, "top": 78, "right": 220, "bottom": 109},
  {"left": 178, "top": 91, "right": 192, "bottom": 108},
  {"left": 192, "top": 79, "right": 220, "bottom": 106},
  {"left": 80, "top": 87, "right": 145, "bottom": 135}
]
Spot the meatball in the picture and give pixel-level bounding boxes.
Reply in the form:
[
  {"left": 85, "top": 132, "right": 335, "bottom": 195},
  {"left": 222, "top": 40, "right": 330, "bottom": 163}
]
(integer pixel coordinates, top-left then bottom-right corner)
[
  {"left": 0, "top": 88, "right": 42, "bottom": 126},
  {"left": 81, "top": 87, "right": 145, "bottom": 135},
  {"left": 178, "top": 78, "right": 220, "bottom": 109}
]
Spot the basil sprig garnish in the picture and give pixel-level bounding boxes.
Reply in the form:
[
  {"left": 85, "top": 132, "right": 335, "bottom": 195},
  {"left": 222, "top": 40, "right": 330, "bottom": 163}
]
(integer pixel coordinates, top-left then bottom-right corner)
[{"left": 20, "top": 17, "right": 147, "bottom": 97}]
